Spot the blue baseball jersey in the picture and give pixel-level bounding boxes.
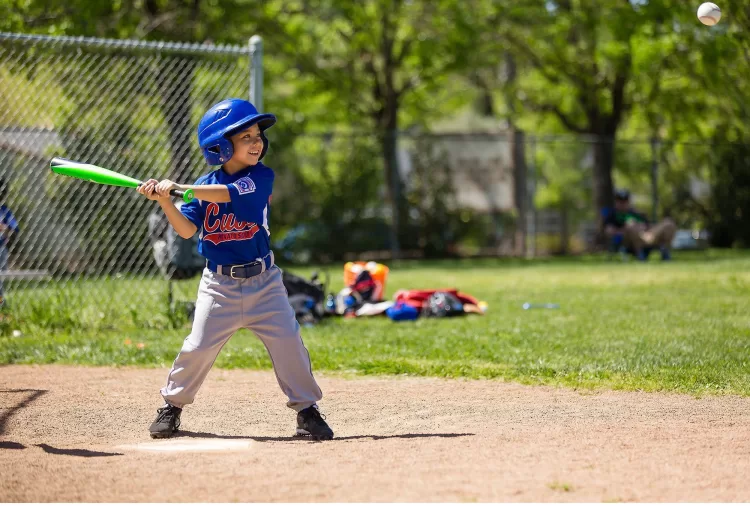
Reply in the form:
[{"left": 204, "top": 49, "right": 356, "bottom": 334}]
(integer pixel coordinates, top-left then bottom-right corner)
[
  {"left": 0, "top": 205, "right": 19, "bottom": 247},
  {"left": 180, "top": 163, "right": 273, "bottom": 265}
]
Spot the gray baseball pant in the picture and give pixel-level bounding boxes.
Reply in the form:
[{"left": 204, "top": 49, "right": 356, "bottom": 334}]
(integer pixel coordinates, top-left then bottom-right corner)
[{"left": 160, "top": 264, "right": 323, "bottom": 412}]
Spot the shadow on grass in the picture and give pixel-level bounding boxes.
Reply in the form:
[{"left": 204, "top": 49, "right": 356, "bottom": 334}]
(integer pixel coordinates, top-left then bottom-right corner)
[{"left": 175, "top": 430, "right": 474, "bottom": 442}]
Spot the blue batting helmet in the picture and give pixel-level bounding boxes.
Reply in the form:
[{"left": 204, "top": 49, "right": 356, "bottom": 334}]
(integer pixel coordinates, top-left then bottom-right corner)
[{"left": 197, "top": 98, "right": 276, "bottom": 165}]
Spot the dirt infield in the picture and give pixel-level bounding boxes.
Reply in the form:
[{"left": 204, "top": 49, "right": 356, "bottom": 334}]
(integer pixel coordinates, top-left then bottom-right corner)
[{"left": 1, "top": 365, "right": 749, "bottom": 502}]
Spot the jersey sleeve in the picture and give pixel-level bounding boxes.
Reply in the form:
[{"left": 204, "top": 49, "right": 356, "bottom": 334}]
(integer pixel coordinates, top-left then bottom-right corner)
[
  {"left": 179, "top": 176, "right": 207, "bottom": 230},
  {"left": 226, "top": 166, "right": 274, "bottom": 225}
]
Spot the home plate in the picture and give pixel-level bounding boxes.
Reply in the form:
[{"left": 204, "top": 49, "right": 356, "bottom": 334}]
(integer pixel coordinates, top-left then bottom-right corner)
[{"left": 119, "top": 439, "right": 254, "bottom": 453}]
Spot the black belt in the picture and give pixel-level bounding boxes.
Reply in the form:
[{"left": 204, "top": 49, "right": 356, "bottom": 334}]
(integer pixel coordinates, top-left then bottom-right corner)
[{"left": 207, "top": 253, "right": 274, "bottom": 279}]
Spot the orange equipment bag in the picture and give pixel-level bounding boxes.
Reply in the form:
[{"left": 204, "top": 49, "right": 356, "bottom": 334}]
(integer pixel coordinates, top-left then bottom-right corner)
[{"left": 343, "top": 261, "right": 389, "bottom": 301}]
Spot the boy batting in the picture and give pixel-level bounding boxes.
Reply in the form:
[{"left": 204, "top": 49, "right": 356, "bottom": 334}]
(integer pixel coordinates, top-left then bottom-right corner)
[{"left": 138, "top": 98, "right": 334, "bottom": 441}]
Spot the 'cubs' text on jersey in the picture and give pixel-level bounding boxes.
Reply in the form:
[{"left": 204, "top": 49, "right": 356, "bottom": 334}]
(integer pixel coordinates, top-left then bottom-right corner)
[{"left": 180, "top": 162, "right": 273, "bottom": 265}]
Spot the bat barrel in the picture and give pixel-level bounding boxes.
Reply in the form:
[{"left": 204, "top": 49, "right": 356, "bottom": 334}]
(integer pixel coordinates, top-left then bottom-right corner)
[
  {"left": 49, "top": 155, "right": 194, "bottom": 203},
  {"left": 49, "top": 156, "right": 141, "bottom": 188}
]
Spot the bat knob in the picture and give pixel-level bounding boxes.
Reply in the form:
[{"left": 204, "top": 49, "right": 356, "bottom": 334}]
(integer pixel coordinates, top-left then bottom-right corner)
[{"left": 182, "top": 189, "right": 194, "bottom": 203}]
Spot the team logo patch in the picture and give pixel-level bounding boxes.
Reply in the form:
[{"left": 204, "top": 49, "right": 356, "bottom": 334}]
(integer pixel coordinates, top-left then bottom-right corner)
[{"left": 233, "top": 177, "right": 256, "bottom": 195}]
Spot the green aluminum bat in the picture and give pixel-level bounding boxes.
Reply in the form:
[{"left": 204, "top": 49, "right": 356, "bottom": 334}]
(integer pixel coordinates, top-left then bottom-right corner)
[{"left": 49, "top": 157, "right": 194, "bottom": 203}]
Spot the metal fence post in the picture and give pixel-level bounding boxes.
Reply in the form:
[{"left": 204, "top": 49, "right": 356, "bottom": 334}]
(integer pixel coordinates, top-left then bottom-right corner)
[
  {"left": 650, "top": 136, "right": 660, "bottom": 222},
  {"left": 249, "top": 35, "right": 263, "bottom": 111},
  {"left": 527, "top": 136, "right": 537, "bottom": 258}
]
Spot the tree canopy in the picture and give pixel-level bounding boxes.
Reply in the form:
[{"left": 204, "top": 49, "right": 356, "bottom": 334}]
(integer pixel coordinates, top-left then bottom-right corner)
[{"left": 4, "top": 0, "right": 750, "bottom": 251}]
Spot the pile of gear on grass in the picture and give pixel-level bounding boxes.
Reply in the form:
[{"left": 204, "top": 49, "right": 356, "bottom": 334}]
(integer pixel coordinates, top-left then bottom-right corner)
[
  {"left": 148, "top": 212, "right": 487, "bottom": 325},
  {"left": 284, "top": 261, "right": 488, "bottom": 326}
]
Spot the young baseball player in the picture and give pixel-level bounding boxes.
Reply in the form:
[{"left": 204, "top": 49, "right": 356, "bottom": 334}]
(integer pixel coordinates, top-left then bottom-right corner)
[{"left": 138, "top": 98, "right": 334, "bottom": 440}]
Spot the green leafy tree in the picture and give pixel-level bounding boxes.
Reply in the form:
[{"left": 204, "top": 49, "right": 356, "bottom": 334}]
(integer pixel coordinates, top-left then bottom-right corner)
[
  {"left": 255, "top": 0, "right": 472, "bottom": 256},
  {"left": 461, "top": 1, "right": 708, "bottom": 216}
]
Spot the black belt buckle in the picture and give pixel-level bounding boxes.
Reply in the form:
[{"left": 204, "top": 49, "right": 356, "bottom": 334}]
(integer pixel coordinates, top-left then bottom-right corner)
[{"left": 229, "top": 261, "right": 260, "bottom": 279}]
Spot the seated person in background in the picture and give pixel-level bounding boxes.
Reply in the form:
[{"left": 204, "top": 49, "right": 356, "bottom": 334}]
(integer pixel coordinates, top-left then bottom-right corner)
[{"left": 604, "top": 189, "right": 676, "bottom": 261}]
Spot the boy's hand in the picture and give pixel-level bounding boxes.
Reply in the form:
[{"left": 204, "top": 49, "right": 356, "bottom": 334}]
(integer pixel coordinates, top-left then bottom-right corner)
[
  {"left": 137, "top": 179, "right": 170, "bottom": 202},
  {"left": 154, "top": 179, "right": 180, "bottom": 198}
]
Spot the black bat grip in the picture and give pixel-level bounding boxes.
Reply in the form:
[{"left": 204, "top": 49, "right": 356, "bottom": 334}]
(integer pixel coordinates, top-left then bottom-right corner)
[{"left": 169, "top": 188, "right": 194, "bottom": 203}]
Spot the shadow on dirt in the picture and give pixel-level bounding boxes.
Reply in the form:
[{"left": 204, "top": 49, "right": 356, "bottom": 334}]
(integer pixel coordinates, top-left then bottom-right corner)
[
  {"left": 0, "top": 440, "right": 25, "bottom": 449},
  {"left": 1, "top": 389, "right": 48, "bottom": 435},
  {"left": 0, "top": 389, "right": 48, "bottom": 451},
  {"left": 175, "top": 430, "right": 475, "bottom": 442},
  {"left": 35, "top": 444, "right": 123, "bottom": 458}
]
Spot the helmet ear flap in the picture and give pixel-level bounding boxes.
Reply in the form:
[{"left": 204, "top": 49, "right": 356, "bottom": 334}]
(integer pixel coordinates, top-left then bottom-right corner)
[
  {"left": 259, "top": 131, "right": 269, "bottom": 160},
  {"left": 202, "top": 137, "right": 234, "bottom": 165}
]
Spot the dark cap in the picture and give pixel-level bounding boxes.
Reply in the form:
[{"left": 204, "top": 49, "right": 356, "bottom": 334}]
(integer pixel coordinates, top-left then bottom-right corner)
[{"left": 614, "top": 188, "right": 630, "bottom": 201}]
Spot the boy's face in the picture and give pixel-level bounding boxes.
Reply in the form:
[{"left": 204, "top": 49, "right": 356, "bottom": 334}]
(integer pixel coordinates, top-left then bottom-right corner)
[
  {"left": 614, "top": 198, "right": 629, "bottom": 212},
  {"left": 228, "top": 124, "right": 263, "bottom": 167}
]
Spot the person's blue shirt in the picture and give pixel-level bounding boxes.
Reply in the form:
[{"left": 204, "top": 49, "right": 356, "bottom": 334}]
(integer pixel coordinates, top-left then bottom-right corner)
[
  {"left": 180, "top": 162, "right": 273, "bottom": 266},
  {"left": 0, "top": 204, "right": 19, "bottom": 247}
]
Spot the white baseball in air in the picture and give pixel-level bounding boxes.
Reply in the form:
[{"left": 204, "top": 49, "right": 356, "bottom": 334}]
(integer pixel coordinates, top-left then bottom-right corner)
[{"left": 697, "top": 3, "right": 721, "bottom": 26}]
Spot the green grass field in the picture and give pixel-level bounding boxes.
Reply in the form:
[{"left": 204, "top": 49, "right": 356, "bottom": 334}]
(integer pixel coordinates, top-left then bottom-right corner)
[{"left": 2, "top": 250, "right": 750, "bottom": 396}]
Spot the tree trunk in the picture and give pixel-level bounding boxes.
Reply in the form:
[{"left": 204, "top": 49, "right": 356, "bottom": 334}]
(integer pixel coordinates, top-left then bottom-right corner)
[
  {"left": 591, "top": 134, "right": 616, "bottom": 246},
  {"left": 592, "top": 134, "right": 615, "bottom": 215},
  {"left": 477, "top": 82, "right": 495, "bottom": 116},
  {"left": 160, "top": 56, "right": 196, "bottom": 182},
  {"left": 380, "top": 126, "right": 404, "bottom": 259},
  {"left": 512, "top": 128, "right": 528, "bottom": 256},
  {"left": 503, "top": 52, "right": 527, "bottom": 256}
]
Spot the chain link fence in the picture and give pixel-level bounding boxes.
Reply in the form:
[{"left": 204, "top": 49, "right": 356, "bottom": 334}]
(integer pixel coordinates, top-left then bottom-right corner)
[
  {"left": 0, "top": 32, "right": 724, "bottom": 335},
  {"left": 270, "top": 131, "right": 716, "bottom": 264},
  {"left": 0, "top": 33, "right": 253, "bottom": 331},
  {"left": 392, "top": 134, "right": 715, "bottom": 258}
]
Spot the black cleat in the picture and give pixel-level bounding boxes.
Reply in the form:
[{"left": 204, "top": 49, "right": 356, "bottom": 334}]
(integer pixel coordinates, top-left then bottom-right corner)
[
  {"left": 149, "top": 404, "right": 182, "bottom": 439},
  {"left": 296, "top": 405, "right": 334, "bottom": 441}
]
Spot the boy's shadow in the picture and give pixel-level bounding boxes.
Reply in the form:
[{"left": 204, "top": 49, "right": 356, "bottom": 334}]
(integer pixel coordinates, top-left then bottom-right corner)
[
  {"left": 0, "top": 389, "right": 48, "bottom": 453},
  {"left": 175, "top": 430, "right": 474, "bottom": 442}
]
